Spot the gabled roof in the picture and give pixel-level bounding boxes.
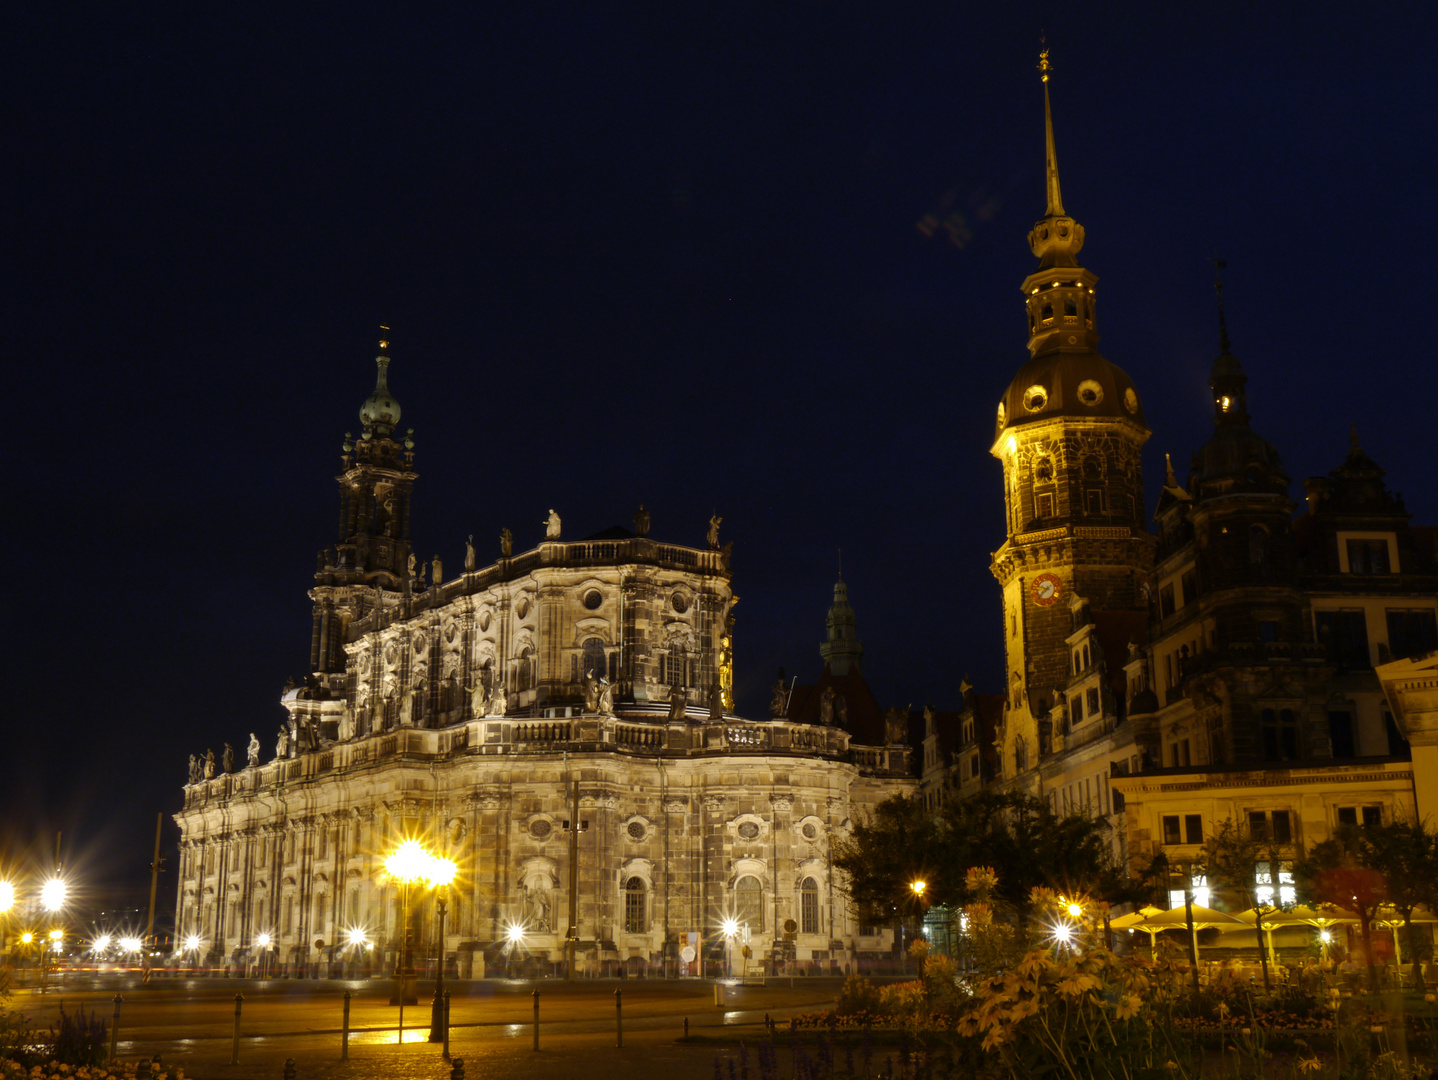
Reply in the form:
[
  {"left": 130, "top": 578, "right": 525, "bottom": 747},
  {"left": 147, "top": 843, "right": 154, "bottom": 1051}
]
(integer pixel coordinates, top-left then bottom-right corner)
[{"left": 786, "top": 664, "right": 887, "bottom": 746}]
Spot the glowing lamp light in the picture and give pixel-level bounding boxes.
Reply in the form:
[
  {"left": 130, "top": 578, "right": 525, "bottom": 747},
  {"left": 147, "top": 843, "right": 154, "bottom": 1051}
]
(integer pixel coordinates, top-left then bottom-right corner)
[
  {"left": 428, "top": 856, "right": 458, "bottom": 888},
  {"left": 347, "top": 929, "right": 367, "bottom": 947},
  {"left": 506, "top": 924, "right": 525, "bottom": 945},
  {"left": 1006, "top": 435, "right": 1017, "bottom": 456},
  {"left": 49, "top": 929, "right": 63, "bottom": 942},
  {"left": 21, "top": 932, "right": 34, "bottom": 945},
  {"left": 1052, "top": 923, "right": 1073, "bottom": 944},
  {"left": 910, "top": 880, "right": 927, "bottom": 897},
  {"left": 185, "top": 935, "right": 201, "bottom": 951},
  {"left": 1220, "top": 396, "right": 1231, "bottom": 411},
  {"left": 385, "top": 840, "right": 433, "bottom": 883},
  {"left": 0, "top": 881, "right": 14, "bottom": 912},
  {"left": 41, "top": 878, "right": 67, "bottom": 912},
  {"left": 721, "top": 918, "right": 739, "bottom": 938},
  {"left": 256, "top": 933, "right": 272, "bottom": 948},
  {"left": 95, "top": 934, "right": 111, "bottom": 951},
  {"left": 1066, "top": 902, "right": 1083, "bottom": 918},
  {"left": 120, "top": 937, "right": 142, "bottom": 953},
  {"left": 1320, "top": 930, "right": 1333, "bottom": 943}
]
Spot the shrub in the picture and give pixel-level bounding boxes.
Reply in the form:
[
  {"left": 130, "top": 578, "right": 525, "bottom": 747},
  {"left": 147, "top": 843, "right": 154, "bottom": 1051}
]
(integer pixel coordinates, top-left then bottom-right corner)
[{"left": 49, "top": 1003, "right": 108, "bottom": 1067}]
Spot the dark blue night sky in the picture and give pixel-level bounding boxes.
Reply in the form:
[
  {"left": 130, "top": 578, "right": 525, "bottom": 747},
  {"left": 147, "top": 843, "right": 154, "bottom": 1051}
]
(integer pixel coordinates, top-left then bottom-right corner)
[{"left": 9, "top": 1, "right": 1436, "bottom": 904}]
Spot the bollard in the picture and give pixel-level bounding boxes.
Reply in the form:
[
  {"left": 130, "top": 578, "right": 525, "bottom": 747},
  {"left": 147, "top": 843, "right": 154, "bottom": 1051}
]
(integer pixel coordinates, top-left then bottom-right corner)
[
  {"left": 450, "top": 1056, "right": 465, "bottom": 1080},
  {"left": 230, "top": 994, "right": 243, "bottom": 1065},
  {"left": 683, "top": 1016, "right": 689, "bottom": 1039},
  {"left": 532, "top": 990, "right": 539, "bottom": 1051},
  {"left": 714, "top": 982, "right": 722, "bottom": 1007},
  {"left": 615, "top": 989, "right": 623, "bottom": 1049},
  {"left": 137, "top": 1059, "right": 151, "bottom": 1080},
  {"left": 283, "top": 1058, "right": 296, "bottom": 1080},
  {"left": 109, "top": 994, "right": 123, "bottom": 1062},
  {"left": 341, "top": 990, "right": 351, "bottom": 1061},
  {"left": 443, "top": 990, "right": 451, "bottom": 1061}
]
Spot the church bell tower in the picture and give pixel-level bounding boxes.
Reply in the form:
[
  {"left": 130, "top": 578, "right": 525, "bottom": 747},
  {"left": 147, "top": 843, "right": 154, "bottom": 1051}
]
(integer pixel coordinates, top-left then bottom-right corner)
[{"left": 989, "top": 51, "right": 1155, "bottom": 780}]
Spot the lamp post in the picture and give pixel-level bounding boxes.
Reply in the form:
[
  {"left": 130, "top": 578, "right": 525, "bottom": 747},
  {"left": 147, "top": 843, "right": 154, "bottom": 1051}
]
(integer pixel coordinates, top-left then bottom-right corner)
[
  {"left": 721, "top": 918, "right": 738, "bottom": 978},
  {"left": 0, "top": 881, "right": 13, "bottom": 964},
  {"left": 428, "top": 881, "right": 452, "bottom": 1042}
]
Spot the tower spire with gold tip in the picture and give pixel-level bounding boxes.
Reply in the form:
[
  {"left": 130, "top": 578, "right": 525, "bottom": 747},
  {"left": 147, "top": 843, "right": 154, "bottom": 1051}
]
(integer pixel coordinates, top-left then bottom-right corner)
[{"left": 1039, "top": 44, "right": 1064, "bottom": 217}]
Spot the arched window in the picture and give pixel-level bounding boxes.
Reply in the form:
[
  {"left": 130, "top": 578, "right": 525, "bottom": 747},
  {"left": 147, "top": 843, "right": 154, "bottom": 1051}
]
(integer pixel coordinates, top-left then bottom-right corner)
[
  {"left": 1035, "top": 457, "right": 1054, "bottom": 481},
  {"left": 1041, "top": 302, "right": 1053, "bottom": 321},
  {"left": 1261, "top": 708, "right": 1301, "bottom": 762},
  {"left": 623, "top": 877, "right": 646, "bottom": 933},
  {"left": 516, "top": 648, "right": 535, "bottom": 692},
  {"left": 1063, "top": 298, "right": 1077, "bottom": 317},
  {"left": 734, "top": 875, "right": 763, "bottom": 932},
  {"left": 581, "top": 638, "right": 606, "bottom": 681},
  {"left": 663, "top": 650, "right": 686, "bottom": 689},
  {"left": 799, "top": 877, "right": 820, "bottom": 934}
]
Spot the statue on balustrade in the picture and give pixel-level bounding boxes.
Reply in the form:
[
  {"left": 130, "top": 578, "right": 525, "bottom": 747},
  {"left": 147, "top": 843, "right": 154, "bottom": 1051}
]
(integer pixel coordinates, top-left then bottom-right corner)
[{"left": 246, "top": 733, "right": 261, "bottom": 768}]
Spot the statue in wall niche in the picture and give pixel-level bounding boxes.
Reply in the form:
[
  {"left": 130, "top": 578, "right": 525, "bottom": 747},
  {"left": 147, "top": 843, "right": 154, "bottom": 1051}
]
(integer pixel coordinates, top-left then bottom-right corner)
[
  {"left": 490, "top": 680, "right": 508, "bottom": 716},
  {"left": 634, "top": 504, "right": 650, "bottom": 537},
  {"left": 545, "top": 509, "right": 562, "bottom": 540},
  {"left": 467, "top": 680, "right": 489, "bottom": 718},
  {"left": 769, "top": 669, "right": 788, "bottom": 718},
  {"left": 500, "top": 527, "right": 513, "bottom": 557},
  {"left": 222, "top": 743, "right": 235, "bottom": 774},
  {"left": 337, "top": 702, "right": 354, "bottom": 742},
  {"left": 276, "top": 725, "right": 289, "bottom": 759},
  {"left": 708, "top": 676, "right": 724, "bottom": 721},
  {"left": 187, "top": 754, "right": 200, "bottom": 784},
  {"left": 707, "top": 514, "right": 722, "bottom": 549},
  {"left": 819, "top": 685, "right": 835, "bottom": 725},
  {"left": 246, "top": 733, "right": 261, "bottom": 768},
  {"left": 668, "top": 683, "right": 687, "bottom": 722},
  {"left": 836, "top": 693, "right": 849, "bottom": 728},
  {"left": 464, "top": 534, "right": 476, "bottom": 572},
  {"left": 203, "top": 749, "right": 216, "bottom": 780},
  {"left": 597, "top": 677, "right": 614, "bottom": 717},
  {"left": 525, "top": 880, "right": 553, "bottom": 931},
  {"left": 584, "top": 670, "right": 603, "bottom": 713},
  {"left": 399, "top": 687, "right": 414, "bottom": 727}
]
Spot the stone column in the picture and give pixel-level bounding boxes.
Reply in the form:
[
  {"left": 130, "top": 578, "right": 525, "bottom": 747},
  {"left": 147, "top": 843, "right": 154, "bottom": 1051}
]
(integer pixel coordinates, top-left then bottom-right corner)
[{"left": 1377, "top": 654, "right": 1438, "bottom": 821}]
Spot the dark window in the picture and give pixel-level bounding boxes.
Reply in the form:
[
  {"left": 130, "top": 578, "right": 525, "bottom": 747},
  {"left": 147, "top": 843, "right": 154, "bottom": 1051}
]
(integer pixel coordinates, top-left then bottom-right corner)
[
  {"left": 1249, "top": 810, "right": 1269, "bottom": 841},
  {"left": 1064, "top": 298, "right": 1077, "bottom": 317},
  {"left": 1162, "top": 815, "right": 1181, "bottom": 845},
  {"left": 624, "top": 877, "right": 645, "bottom": 933},
  {"left": 800, "top": 878, "right": 820, "bottom": 934},
  {"left": 1185, "top": 815, "right": 1203, "bottom": 844},
  {"left": 1160, "top": 585, "right": 1176, "bottom": 618},
  {"left": 1036, "top": 458, "right": 1054, "bottom": 481},
  {"left": 1249, "top": 525, "right": 1269, "bottom": 566},
  {"left": 1259, "top": 620, "right": 1278, "bottom": 643},
  {"left": 1337, "top": 806, "right": 1358, "bottom": 826},
  {"left": 1180, "top": 570, "right": 1198, "bottom": 606},
  {"left": 1385, "top": 712, "right": 1410, "bottom": 756},
  {"left": 1083, "top": 457, "right": 1101, "bottom": 479},
  {"left": 1261, "top": 708, "right": 1301, "bottom": 762},
  {"left": 1041, "top": 302, "right": 1053, "bottom": 320},
  {"left": 1036, "top": 492, "right": 1054, "bottom": 518},
  {"left": 1347, "top": 538, "right": 1391, "bottom": 575},
  {"left": 1272, "top": 811, "right": 1293, "bottom": 844},
  {"left": 1086, "top": 490, "right": 1103, "bottom": 514},
  {"left": 1328, "top": 711, "right": 1355, "bottom": 758},
  {"left": 734, "top": 876, "right": 763, "bottom": 932},
  {"left": 1387, "top": 609, "right": 1438, "bottom": 660},
  {"left": 663, "top": 651, "right": 686, "bottom": 689},
  {"left": 580, "top": 638, "right": 607, "bottom": 681},
  {"left": 1317, "top": 610, "right": 1371, "bottom": 669},
  {"left": 1086, "top": 687, "right": 1100, "bottom": 716},
  {"left": 1072, "top": 695, "right": 1084, "bottom": 722},
  {"left": 1125, "top": 494, "right": 1136, "bottom": 519},
  {"left": 1112, "top": 788, "right": 1125, "bottom": 812},
  {"left": 1363, "top": 806, "right": 1382, "bottom": 828}
]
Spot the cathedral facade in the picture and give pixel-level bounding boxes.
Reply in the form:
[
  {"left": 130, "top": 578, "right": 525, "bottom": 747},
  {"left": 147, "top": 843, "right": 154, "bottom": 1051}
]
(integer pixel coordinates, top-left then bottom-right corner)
[{"left": 173, "top": 346, "right": 913, "bottom": 978}]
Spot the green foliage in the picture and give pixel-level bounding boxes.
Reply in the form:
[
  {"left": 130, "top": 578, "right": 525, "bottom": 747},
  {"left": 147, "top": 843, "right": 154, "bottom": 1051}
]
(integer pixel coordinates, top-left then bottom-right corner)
[
  {"left": 48, "top": 1003, "right": 108, "bottom": 1067},
  {"left": 0, "top": 967, "right": 39, "bottom": 1068}
]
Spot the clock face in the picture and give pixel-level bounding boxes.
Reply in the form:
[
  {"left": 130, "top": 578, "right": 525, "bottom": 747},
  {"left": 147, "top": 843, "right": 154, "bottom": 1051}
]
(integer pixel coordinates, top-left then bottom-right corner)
[{"left": 1031, "top": 573, "right": 1063, "bottom": 607}]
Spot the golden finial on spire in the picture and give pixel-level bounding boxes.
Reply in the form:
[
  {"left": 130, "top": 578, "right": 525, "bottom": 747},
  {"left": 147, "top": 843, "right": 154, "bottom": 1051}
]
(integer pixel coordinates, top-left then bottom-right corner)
[
  {"left": 378, "top": 324, "right": 391, "bottom": 351},
  {"left": 1038, "top": 37, "right": 1052, "bottom": 83}
]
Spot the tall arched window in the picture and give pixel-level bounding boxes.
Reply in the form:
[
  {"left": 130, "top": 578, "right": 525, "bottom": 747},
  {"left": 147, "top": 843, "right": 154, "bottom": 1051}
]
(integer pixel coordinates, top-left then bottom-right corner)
[
  {"left": 663, "top": 650, "right": 686, "bottom": 689},
  {"left": 516, "top": 648, "right": 535, "bottom": 692},
  {"left": 581, "top": 638, "right": 607, "bottom": 681},
  {"left": 734, "top": 875, "right": 763, "bottom": 932},
  {"left": 1015, "top": 737, "right": 1028, "bottom": 773},
  {"left": 799, "top": 877, "right": 820, "bottom": 934},
  {"left": 624, "top": 877, "right": 646, "bottom": 933}
]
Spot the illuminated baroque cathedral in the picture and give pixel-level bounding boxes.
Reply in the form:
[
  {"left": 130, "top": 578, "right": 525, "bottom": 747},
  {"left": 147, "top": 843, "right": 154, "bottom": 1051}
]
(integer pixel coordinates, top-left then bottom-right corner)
[
  {"left": 173, "top": 338, "right": 914, "bottom": 979},
  {"left": 921, "top": 54, "right": 1438, "bottom": 906}
]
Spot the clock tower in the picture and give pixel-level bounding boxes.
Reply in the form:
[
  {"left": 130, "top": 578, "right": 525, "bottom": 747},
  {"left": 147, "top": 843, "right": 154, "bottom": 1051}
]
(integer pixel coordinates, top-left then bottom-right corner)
[{"left": 989, "top": 51, "right": 1155, "bottom": 781}]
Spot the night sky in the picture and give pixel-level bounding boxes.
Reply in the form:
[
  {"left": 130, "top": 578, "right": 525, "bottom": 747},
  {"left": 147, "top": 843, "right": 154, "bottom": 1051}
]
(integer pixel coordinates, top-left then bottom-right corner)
[{"left": 10, "top": 2, "right": 1436, "bottom": 914}]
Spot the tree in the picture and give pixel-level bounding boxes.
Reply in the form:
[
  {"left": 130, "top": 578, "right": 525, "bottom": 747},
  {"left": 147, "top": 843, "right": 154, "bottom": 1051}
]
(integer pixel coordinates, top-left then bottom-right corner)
[
  {"left": 1201, "top": 818, "right": 1293, "bottom": 990},
  {"left": 1345, "top": 820, "right": 1438, "bottom": 987},
  {"left": 830, "top": 794, "right": 940, "bottom": 937},
  {"left": 1295, "top": 825, "right": 1388, "bottom": 991}
]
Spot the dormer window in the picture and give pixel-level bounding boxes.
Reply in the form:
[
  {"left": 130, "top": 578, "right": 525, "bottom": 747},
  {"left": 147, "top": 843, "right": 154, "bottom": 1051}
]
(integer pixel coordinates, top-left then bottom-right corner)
[{"left": 1346, "top": 538, "right": 1391, "bottom": 575}]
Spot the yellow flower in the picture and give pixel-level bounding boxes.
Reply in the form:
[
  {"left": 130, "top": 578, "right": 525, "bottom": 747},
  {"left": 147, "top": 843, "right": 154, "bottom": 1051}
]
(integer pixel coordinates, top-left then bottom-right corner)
[
  {"left": 1298, "top": 1058, "right": 1323, "bottom": 1074},
  {"left": 1055, "top": 973, "right": 1101, "bottom": 1000},
  {"left": 1114, "top": 994, "right": 1143, "bottom": 1021}
]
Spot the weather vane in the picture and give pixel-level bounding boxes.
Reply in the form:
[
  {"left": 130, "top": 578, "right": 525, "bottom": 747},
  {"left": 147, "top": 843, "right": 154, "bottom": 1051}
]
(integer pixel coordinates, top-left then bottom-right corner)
[{"left": 1038, "top": 36, "right": 1052, "bottom": 83}]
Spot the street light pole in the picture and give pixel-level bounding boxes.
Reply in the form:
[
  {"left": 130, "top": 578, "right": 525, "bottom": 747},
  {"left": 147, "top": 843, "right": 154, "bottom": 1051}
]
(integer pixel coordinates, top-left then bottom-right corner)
[{"left": 428, "top": 886, "right": 449, "bottom": 1042}]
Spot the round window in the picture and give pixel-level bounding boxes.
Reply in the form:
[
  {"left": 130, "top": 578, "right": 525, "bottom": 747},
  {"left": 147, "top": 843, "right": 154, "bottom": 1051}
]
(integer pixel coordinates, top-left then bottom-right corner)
[
  {"left": 478, "top": 609, "right": 492, "bottom": 632},
  {"left": 583, "top": 589, "right": 603, "bottom": 611},
  {"left": 801, "top": 822, "right": 819, "bottom": 841},
  {"left": 515, "top": 597, "right": 531, "bottom": 619},
  {"left": 996, "top": 401, "right": 1007, "bottom": 428},
  {"left": 529, "top": 819, "right": 552, "bottom": 840},
  {"left": 671, "top": 590, "right": 690, "bottom": 614},
  {"left": 626, "top": 820, "right": 647, "bottom": 841},
  {"left": 737, "top": 821, "right": 761, "bottom": 840},
  {"left": 1023, "top": 385, "right": 1048, "bottom": 412},
  {"left": 1077, "top": 379, "right": 1104, "bottom": 406},
  {"left": 1035, "top": 457, "right": 1054, "bottom": 482}
]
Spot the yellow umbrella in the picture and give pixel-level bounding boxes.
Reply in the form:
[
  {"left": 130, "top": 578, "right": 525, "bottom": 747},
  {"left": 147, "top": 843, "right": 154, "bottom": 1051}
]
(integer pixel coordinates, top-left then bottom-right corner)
[
  {"left": 1110, "top": 906, "right": 1165, "bottom": 950},
  {"left": 1235, "top": 904, "right": 1356, "bottom": 963},
  {"left": 1134, "top": 904, "right": 1249, "bottom": 931}
]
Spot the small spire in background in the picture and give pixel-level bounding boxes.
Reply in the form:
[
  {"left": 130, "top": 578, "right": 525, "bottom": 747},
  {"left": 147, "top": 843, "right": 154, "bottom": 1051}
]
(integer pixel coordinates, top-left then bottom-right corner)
[
  {"left": 837, "top": 547, "right": 843, "bottom": 580},
  {"left": 1165, "top": 452, "right": 1179, "bottom": 487},
  {"left": 1039, "top": 38, "right": 1065, "bottom": 217},
  {"left": 1211, "top": 259, "right": 1231, "bottom": 354},
  {"left": 1349, "top": 421, "right": 1362, "bottom": 454}
]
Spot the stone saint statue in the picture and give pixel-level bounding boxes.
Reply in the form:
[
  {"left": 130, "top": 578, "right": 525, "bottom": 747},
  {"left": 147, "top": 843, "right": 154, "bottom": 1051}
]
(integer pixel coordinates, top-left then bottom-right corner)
[
  {"left": 597, "top": 677, "right": 614, "bottom": 717},
  {"left": 769, "top": 669, "right": 788, "bottom": 718},
  {"left": 500, "top": 527, "right": 513, "bottom": 557},
  {"left": 399, "top": 686, "right": 414, "bottom": 726},
  {"left": 431, "top": 555, "right": 442, "bottom": 585},
  {"left": 490, "top": 680, "right": 508, "bottom": 716},
  {"left": 415, "top": 560, "right": 427, "bottom": 588},
  {"left": 246, "top": 733, "right": 261, "bottom": 768},
  {"left": 276, "top": 725, "right": 289, "bottom": 759},
  {"left": 819, "top": 685, "right": 835, "bottom": 725},
  {"left": 407, "top": 552, "right": 416, "bottom": 580},
  {"left": 464, "top": 534, "right": 476, "bottom": 572},
  {"left": 583, "top": 670, "right": 603, "bottom": 713},
  {"left": 634, "top": 504, "right": 650, "bottom": 537},
  {"left": 708, "top": 676, "right": 724, "bottom": 721},
  {"left": 706, "top": 514, "right": 722, "bottom": 549},
  {"left": 222, "top": 743, "right": 235, "bottom": 774},
  {"left": 836, "top": 693, "right": 849, "bottom": 728},
  {"left": 187, "top": 754, "right": 200, "bottom": 784},
  {"left": 467, "top": 681, "right": 489, "bottom": 718},
  {"left": 545, "top": 509, "right": 561, "bottom": 540},
  {"left": 884, "top": 707, "right": 910, "bottom": 746},
  {"left": 203, "top": 749, "right": 216, "bottom": 779},
  {"left": 667, "top": 683, "right": 687, "bottom": 722},
  {"left": 525, "top": 880, "right": 552, "bottom": 931}
]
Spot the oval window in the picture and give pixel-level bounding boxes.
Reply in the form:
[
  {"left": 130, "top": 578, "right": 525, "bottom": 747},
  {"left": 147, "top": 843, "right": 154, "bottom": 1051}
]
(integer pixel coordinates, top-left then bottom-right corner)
[
  {"left": 1023, "top": 385, "right": 1048, "bottom": 412},
  {"left": 583, "top": 589, "right": 603, "bottom": 610},
  {"left": 737, "top": 821, "right": 761, "bottom": 840},
  {"left": 1077, "top": 379, "right": 1104, "bottom": 406}
]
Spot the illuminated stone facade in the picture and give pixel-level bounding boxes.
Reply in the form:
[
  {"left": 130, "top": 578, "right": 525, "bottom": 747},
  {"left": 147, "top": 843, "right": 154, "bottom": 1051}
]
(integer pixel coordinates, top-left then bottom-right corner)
[{"left": 173, "top": 351, "right": 913, "bottom": 978}]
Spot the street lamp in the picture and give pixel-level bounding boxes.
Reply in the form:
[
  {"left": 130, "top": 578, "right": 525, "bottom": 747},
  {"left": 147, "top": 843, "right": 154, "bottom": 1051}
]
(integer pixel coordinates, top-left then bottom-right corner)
[
  {"left": 427, "top": 855, "right": 458, "bottom": 1043},
  {"left": 381, "top": 839, "right": 457, "bottom": 1039},
  {"left": 721, "top": 918, "right": 739, "bottom": 978}
]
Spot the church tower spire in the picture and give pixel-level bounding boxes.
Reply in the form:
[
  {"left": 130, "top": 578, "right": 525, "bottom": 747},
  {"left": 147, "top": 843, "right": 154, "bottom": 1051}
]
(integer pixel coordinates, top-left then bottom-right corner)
[
  {"left": 1040, "top": 47, "right": 1064, "bottom": 219},
  {"left": 819, "top": 572, "right": 864, "bottom": 676}
]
